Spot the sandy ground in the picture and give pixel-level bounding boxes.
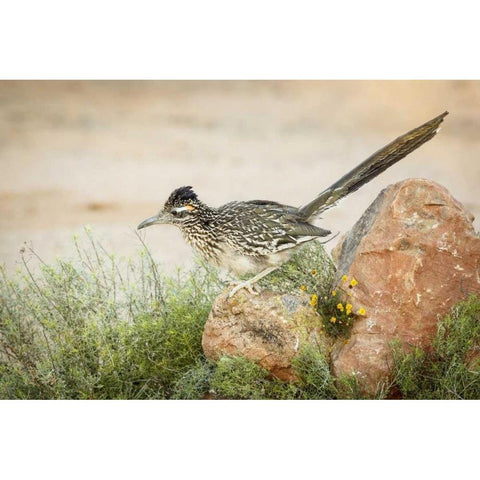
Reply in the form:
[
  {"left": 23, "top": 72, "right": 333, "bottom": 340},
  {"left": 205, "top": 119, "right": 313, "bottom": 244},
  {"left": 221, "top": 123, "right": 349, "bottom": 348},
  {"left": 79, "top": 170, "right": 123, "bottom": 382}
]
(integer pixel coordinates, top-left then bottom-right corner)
[{"left": 1, "top": 81, "right": 479, "bottom": 274}]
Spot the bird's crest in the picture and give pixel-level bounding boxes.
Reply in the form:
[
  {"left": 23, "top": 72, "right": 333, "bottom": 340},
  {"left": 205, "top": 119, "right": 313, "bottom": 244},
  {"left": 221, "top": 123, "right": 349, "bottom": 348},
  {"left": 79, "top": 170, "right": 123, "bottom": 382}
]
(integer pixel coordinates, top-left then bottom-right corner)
[{"left": 166, "top": 186, "right": 198, "bottom": 207}]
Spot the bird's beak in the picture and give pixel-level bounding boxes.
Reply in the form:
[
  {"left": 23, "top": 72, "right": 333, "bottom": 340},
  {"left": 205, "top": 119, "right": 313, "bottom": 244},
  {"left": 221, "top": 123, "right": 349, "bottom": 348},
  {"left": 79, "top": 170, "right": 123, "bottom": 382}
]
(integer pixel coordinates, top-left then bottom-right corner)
[{"left": 137, "top": 213, "right": 168, "bottom": 230}]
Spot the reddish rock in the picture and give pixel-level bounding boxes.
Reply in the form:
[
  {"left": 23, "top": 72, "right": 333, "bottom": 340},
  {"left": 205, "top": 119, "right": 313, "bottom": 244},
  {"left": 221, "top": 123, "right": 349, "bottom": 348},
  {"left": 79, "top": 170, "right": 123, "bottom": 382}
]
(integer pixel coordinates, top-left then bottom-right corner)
[
  {"left": 331, "top": 178, "right": 480, "bottom": 395},
  {"left": 202, "top": 288, "right": 328, "bottom": 381}
]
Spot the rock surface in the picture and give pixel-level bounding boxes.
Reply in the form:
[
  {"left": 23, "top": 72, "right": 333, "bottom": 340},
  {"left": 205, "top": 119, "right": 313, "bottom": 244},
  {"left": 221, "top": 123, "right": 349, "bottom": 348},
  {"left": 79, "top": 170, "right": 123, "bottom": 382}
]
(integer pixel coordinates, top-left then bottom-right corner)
[
  {"left": 202, "top": 288, "right": 327, "bottom": 381},
  {"left": 331, "top": 178, "right": 480, "bottom": 395}
]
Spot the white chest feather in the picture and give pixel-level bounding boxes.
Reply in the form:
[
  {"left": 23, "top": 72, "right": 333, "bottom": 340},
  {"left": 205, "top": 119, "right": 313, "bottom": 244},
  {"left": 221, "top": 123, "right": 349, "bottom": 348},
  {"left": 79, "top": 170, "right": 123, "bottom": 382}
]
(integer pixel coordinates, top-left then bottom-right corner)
[{"left": 213, "top": 244, "right": 293, "bottom": 277}]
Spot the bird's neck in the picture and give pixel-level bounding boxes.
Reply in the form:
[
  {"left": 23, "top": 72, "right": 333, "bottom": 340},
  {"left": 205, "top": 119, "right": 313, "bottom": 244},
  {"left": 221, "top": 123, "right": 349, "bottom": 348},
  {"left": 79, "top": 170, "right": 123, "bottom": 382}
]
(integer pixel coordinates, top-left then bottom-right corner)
[{"left": 180, "top": 205, "right": 222, "bottom": 262}]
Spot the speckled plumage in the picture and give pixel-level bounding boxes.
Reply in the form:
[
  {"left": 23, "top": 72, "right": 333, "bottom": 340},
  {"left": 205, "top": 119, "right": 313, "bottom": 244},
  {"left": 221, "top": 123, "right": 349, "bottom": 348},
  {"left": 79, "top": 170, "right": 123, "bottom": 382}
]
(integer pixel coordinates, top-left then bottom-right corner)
[
  {"left": 178, "top": 198, "right": 331, "bottom": 276},
  {"left": 138, "top": 112, "right": 448, "bottom": 283}
]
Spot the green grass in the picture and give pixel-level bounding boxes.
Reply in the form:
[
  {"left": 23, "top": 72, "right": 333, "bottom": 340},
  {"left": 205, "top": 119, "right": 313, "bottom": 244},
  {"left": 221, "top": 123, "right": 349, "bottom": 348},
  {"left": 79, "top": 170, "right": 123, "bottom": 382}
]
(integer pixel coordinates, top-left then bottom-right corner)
[{"left": 1, "top": 230, "right": 479, "bottom": 399}]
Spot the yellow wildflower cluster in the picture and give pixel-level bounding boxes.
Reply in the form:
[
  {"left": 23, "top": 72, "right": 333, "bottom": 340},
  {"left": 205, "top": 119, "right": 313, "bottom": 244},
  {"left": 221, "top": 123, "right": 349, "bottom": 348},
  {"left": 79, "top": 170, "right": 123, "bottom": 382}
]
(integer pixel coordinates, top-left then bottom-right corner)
[
  {"left": 334, "top": 276, "right": 367, "bottom": 317},
  {"left": 341, "top": 274, "right": 358, "bottom": 287},
  {"left": 299, "top": 271, "right": 367, "bottom": 337},
  {"left": 336, "top": 302, "right": 354, "bottom": 315}
]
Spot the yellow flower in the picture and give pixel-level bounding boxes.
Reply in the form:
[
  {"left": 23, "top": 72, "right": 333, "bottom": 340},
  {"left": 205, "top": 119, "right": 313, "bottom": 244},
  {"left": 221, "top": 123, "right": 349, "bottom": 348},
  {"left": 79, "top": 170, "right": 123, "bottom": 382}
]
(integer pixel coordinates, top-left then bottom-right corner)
[
  {"left": 341, "top": 275, "right": 348, "bottom": 282},
  {"left": 311, "top": 269, "right": 316, "bottom": 275},
  {"left": 330, "top": 317, "right": 337, "bottom": 323},
  {"left": 357, "top": 307, "right": 366, "bottom": 316},
  {"left": 331, "top": 290, "right": 337, "bottom": 297},
  {"left": 346, "top": 303, "right": 352, "bottom": 314},
  {"left": 337, "top": 303, "right": 344, "bottom": 312},
  {"left": 300, "top": 285, "right": 307, "bottom": 291},
  {"left": 310, "top": 294, "right": 318, "bottom": 307},
  {"left": 350, "top": 278, "right": 358, "bottom": 287}
]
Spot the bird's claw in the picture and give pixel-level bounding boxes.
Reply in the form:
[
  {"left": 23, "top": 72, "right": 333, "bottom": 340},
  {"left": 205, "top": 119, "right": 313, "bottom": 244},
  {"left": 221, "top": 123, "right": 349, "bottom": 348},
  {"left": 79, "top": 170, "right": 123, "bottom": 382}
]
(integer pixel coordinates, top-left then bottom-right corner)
[{"left": 227, "top": 281, "right": 261, "bottom": 299}]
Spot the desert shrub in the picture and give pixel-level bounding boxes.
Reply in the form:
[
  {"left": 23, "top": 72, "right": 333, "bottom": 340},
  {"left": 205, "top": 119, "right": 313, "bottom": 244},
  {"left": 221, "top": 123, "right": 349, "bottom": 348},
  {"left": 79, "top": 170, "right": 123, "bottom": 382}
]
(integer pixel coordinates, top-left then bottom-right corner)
[
  {"left": 208, "top": 356, "right": 299, "bottom": 400},
  {"left": 391, "top": 295, "right": 480, "bottom": 399},
  {"left": 171, "top": 362, "right": 215, "bottom": 400},
  {"left": 0, "top": 229, "right": 221, "bottom": 399},
  {"left": 291, "top": 344, "right": 337, "bottom": 399},
  {"left": 184, "top": 345, "right": 340, "bottom": 400},
  {"left": 2, "top": 230, "right": 478, "bottom": 400}
]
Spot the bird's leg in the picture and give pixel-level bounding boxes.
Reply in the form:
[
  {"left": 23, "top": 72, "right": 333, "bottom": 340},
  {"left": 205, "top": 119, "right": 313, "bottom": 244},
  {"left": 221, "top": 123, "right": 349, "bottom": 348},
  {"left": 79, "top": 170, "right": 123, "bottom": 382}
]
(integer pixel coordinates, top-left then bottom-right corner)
[{"left": 227, "top": 267, "right": 278, "bottom": 299}]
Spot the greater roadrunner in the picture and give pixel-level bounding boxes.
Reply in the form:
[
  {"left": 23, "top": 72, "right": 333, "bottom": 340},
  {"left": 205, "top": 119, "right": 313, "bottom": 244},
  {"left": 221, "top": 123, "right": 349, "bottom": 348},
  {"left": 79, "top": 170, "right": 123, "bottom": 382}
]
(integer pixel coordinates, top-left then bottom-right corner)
[{"left": 138, "top": 111, "right": 448, "bottom": 297}]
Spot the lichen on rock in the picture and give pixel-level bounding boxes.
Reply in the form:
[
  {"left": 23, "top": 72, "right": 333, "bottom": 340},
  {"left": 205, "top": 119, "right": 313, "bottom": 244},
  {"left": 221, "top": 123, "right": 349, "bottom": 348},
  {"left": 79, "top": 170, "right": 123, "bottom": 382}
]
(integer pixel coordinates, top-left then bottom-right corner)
[{"left": 202, "top": 288, "right": 331, "bottom": 381}]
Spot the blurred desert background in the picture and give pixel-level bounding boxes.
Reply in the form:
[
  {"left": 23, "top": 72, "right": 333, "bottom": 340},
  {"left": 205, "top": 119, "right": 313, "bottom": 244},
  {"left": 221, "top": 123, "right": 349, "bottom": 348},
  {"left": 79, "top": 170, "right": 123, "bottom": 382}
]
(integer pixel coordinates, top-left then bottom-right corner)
[{"left": 1, "top": 80, "right": 479, "bottom": 273}]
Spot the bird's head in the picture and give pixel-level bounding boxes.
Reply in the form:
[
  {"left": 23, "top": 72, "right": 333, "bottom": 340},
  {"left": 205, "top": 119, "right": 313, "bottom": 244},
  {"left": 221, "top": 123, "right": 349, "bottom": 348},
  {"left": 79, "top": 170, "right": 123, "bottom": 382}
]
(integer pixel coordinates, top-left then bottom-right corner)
[{"left": 137, "top": 186, "right": 203, "bottom": 230}]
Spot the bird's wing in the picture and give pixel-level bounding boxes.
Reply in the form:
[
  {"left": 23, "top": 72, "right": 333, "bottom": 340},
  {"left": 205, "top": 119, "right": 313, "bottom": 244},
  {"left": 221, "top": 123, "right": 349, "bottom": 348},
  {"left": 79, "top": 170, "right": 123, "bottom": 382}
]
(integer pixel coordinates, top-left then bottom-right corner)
[{"left": 220, "top": 201, "right": 330, "bottom": 255}]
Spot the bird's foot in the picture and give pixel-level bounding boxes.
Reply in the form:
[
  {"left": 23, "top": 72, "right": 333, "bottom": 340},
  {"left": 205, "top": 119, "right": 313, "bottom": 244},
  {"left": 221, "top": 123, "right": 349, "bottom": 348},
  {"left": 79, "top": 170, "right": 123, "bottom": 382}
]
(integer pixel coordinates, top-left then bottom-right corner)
[
  {"left": 226, "top": 267, "right": 278, "bottom": 299},
  {"left": 227, "top": 280, "right": 261, "bottom": 299}
]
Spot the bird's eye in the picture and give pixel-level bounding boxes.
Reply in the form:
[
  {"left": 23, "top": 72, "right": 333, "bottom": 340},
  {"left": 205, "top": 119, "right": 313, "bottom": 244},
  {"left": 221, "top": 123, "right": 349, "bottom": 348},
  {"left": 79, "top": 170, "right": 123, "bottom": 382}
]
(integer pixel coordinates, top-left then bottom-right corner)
[
  {"left": 171, "top": 206, "right": 193, "bottom": 217},
  {"left": 171, "top": 207, "right": 189, "bottom": 217}
]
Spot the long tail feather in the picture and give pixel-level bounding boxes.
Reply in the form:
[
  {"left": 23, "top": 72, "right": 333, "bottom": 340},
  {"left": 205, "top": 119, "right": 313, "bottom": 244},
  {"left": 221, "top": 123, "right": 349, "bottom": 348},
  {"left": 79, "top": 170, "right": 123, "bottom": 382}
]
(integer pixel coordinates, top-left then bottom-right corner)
[{"left": 298, "top": 111, "right": 449, "bottom": 220}]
